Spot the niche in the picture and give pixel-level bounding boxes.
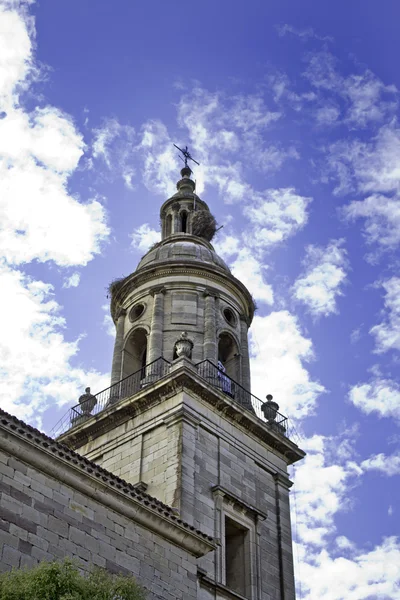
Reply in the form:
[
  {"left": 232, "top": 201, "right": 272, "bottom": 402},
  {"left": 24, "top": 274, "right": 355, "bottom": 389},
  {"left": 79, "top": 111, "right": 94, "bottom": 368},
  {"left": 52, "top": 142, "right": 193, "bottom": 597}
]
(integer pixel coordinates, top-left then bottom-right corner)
[
  {"left": 165, "top": 214, "right": 172, "bottom": 237},
  {"left": 123, "top": 328, "right": 147, "bottom": 377},
  {"left": 218, "top": 332, "right": 239, "bottom": 381},
  {"left": 180, "top": 211, "right": 188, "bottom": 233}
]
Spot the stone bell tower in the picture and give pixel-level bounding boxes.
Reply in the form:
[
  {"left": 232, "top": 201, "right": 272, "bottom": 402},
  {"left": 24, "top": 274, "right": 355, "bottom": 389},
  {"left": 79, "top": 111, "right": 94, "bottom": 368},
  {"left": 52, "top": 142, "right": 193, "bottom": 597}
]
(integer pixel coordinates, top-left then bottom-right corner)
[{"left": 58, "top": 164, "right": 305, "bottom": 600}]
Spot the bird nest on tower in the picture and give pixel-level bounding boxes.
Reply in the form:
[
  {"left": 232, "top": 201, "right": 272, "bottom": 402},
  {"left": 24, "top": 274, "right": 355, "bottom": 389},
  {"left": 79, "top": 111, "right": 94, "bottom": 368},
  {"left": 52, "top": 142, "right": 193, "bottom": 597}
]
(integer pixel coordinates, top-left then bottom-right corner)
[{"left": 191, "top": 210, "right": 217, "bottom": 242}]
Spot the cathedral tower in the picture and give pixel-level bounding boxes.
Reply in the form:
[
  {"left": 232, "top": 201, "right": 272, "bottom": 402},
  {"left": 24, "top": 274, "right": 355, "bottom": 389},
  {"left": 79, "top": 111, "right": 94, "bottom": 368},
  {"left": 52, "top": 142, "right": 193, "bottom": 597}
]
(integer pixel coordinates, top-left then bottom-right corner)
[{"left": 58, "top": 164, "right": 305, "bottom": 600}]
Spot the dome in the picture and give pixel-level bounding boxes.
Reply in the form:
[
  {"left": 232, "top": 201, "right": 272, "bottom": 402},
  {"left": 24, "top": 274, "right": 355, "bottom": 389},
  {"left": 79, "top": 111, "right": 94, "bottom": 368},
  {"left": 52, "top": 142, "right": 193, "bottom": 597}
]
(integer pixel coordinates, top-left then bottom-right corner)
[{"left": 137, "top": 237, "right": 230, "bottom": 273}]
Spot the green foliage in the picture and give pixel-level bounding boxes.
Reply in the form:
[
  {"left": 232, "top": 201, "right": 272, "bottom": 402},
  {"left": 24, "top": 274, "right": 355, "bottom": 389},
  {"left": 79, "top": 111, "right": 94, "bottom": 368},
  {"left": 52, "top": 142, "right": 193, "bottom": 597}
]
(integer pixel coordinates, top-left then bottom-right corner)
[{"left": 0, "top": 559, "right": 146, "bottom": 600}]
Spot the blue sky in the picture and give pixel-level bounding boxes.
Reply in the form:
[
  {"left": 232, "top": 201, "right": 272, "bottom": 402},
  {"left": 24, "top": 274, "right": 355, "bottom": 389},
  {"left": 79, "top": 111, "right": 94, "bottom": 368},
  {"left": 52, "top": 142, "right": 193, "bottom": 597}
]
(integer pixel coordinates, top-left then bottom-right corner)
[{"left": 1, "top": 0, "right": 400, "bottom": 597}]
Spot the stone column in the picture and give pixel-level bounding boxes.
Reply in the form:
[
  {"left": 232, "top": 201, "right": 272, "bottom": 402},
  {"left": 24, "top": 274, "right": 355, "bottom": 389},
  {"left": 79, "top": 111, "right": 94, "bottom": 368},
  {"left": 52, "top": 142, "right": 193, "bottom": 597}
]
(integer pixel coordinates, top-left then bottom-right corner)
[
  {"left": 110, "top": 309, "right": 127, "bottom": 386},
  {"left": 147, "top": 287, "right": 165, "bottom": 364},
  {"left": 203, "top": 291, "right": 217, "bottom": 363},
  {"left": 172, "top": 203, "right": 180, "bottom": 233},
  {"left": 240, "top": 315, "right": 251, "bottom": 392}
]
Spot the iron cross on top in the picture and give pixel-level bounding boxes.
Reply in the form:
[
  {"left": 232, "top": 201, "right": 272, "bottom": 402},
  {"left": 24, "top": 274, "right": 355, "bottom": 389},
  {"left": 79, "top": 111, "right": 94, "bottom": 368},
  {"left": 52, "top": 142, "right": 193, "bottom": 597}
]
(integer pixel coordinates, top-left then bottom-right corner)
[{"left": 173, "top": 144, "right": 200, "bottom": 168}]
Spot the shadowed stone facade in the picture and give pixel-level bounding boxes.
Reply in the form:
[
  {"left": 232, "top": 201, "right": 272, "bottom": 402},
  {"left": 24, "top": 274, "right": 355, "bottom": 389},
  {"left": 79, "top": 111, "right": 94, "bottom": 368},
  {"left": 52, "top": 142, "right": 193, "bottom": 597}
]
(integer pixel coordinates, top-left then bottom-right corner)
[{"left": 0, "top": 166, "right": 305, "bottom": 599}]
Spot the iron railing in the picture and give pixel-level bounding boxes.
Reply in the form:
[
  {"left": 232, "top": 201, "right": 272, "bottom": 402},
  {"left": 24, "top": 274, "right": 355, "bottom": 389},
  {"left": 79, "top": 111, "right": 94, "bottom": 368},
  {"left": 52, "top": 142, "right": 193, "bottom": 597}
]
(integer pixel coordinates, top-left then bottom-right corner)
[
  {"left": 51, "top": 358, "right": 171, "bottom": 436},
  {"left": 52, "top": 357, "right": 288, "bottom": 438},
  {"left": 196, "top": 360, "right": 288, "bottom": 436}
]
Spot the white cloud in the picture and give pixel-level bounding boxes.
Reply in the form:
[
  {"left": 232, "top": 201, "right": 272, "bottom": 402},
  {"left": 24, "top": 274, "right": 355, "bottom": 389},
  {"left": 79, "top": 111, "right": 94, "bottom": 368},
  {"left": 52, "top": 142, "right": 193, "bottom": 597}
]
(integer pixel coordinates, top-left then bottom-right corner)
[
  {"left": 292, "top": 433, "right": 360, "bottom": 547},
  {"left": 243, "top": 187, "right": 312, "bottom": 249},
  {"left": 62, "top": 272, "right": 80, "bottom": 289},
  {"left": 231, "top": 249, "right": 274, "bottom": 305},
  {"left": 215, "top": 235, "right": 274, "bottom": 305},
  {"left": 370, "top": 277, "right": 400, "bottom": 353},
  {"left": 298, "top": 537, "right": 400, "bottom": 600},
  {"left": 0, "top": 6, "right": 34, "bottom": 109},
  {"left": 250, "top": 311, "right": 325, "bottom": 419},
  {"left": 0, "top": 4, "right": 110, "bottom": 427},
  {"left": 0, "top": 7, "right": 109, "bottom": 267},
  {"left": 329, "top": 124, "right": 400, "bottom": 196},
  {"left": 293, "top": 239, "right": 348, "bottom": 317},
  {"left": 131, "top": 223, "right": 160, "bottom": 254},
  {"left": 361, "top": 452, "right": 400, "bottom": 476},
  {"left": 344, "top": 194, "right": 400, "bottom": 256},
  {"left": 0, "top": 262, "right": 108, "bottom": 425},
  {"left": 291, "top": 432, "right": 400, "bottom": 599},
  {"left": 349, "top": 377, "right": 400, "bottom": 421}
]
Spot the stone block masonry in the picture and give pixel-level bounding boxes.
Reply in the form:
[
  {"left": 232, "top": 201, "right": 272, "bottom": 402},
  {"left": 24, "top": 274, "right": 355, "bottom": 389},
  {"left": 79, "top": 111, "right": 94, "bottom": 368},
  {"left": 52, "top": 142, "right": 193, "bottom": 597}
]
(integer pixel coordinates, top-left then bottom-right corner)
[{"left": 0, "top": 409, "right": 215, "bottom": 600}]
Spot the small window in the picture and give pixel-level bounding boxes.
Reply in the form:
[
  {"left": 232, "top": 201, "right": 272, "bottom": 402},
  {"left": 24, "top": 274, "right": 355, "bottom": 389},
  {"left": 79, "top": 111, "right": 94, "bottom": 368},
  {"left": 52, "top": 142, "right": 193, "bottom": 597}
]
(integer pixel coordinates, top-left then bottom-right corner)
[
  {"left": 166, "top": 214, "right": 172, "bottom": 237},
  {"left": 129, "top": 303, "right": 146, "bottom": 322},
  {"left": 225, "top": 517, "right": 250, "bottom": 597},
  {"left": 181, "top": 211, "right": 188, "bottom": 233},
  {"left": 223, "top": 307, "right": 236, "bottom": 326}
]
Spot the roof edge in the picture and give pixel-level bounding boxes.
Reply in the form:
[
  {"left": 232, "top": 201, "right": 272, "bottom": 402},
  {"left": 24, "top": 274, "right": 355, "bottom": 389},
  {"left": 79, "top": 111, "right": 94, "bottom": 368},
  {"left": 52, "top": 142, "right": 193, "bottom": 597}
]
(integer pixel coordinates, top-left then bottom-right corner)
[{"left": 0, "top": 409, "right": 216, "bottom": 557}]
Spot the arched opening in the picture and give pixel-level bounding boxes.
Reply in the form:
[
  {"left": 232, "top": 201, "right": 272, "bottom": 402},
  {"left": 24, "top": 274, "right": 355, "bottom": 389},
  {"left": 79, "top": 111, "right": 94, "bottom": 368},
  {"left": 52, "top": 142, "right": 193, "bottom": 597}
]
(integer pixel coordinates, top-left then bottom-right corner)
[
  {"left": 123, "top": 328, "right": 147, "bottom": 378},
  {"left": 180, "top": 211, "right": 188, "bottom": 233},
  {"left": 218, "top": 333, "right": 239, "bottom": 381},
  {"left": 165, "top": 214, "right": 172, "bottom": 237}
]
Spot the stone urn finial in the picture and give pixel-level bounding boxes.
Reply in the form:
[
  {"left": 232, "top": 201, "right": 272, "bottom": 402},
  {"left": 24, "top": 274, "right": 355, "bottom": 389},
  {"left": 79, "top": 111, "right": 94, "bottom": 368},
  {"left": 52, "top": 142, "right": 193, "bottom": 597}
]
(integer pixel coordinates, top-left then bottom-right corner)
[
  {"left": 78, "top": 386, "right": 97, "bottom": 416},
  {"left": 261, "top": 394, "right": 280, "bottom": 422},
  {"left": 174, "top": 331, "right": 193, "bottom": 359}
]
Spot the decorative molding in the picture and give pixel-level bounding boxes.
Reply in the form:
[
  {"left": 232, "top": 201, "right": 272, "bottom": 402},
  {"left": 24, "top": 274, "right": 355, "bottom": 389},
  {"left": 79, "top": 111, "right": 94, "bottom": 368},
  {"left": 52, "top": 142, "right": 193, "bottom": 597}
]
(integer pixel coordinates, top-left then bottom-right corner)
[
  {"left": 198, "top": 572, "right": 250, "bottom": 600},
  {"left": 273, "top": 472, "right": 294, "bottom": 489},
  {"left": 163, "top": 407, "right": 201, "bottom": 429},
  {"left": 150, "top": 286, "right": 166, "bottom": 297},
  {"left": 211, "top": 485, "right": 268, "bottom": 521},
  {"left": 110, "top": 260, "right": 255, "bottom": 325}
]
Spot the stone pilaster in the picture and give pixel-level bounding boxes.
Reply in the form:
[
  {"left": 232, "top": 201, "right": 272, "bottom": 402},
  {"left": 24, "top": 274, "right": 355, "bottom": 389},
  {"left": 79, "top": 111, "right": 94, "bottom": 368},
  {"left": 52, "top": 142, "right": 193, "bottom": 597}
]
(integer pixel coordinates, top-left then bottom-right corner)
[
  {"left": 203, "top": 291, "right": 217, "bottom": 363},
  {"left": 147, "top": 287, "right": 165, "bottom": 364},
  {"left": 274, "top": 473, "right": 296, "bottom": 600},
  {"left": 240, "top": 315, "right": 251, "bottom": 392},
  {"left": 110, "top": 309, "right": 127, "bottom": 386}
]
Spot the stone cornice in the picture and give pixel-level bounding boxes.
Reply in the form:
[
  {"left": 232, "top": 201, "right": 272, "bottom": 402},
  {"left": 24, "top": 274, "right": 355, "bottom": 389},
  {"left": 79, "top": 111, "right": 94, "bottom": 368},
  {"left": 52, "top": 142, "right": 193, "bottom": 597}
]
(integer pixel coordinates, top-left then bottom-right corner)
[
  {"left": 211, "top": 485, "right": 268, "bottom": 520},
  {"left": 198, "top": 572, "right": 250, "bottom": 600},
  {"left": 111, "top": 261, "right": 255, "bottom": 324},
  {"left": 0, "top": 410, "right": 215, "bottom": 558},
  {"left": 59, "top": 364, "right": 305, "bottom": 466}
]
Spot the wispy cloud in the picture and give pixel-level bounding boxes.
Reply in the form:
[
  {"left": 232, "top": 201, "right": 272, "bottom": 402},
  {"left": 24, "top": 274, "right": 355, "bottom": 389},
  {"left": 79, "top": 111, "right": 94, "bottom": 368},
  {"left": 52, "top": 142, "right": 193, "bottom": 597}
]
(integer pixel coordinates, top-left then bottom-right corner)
[
  {"left": 276, "top": 24, "right": 333, "bottom": 43},
  {"left": 304, "top": 51, "right": 397, "bottom": 128},
  {"left": 92, "top": 117, "right": 136, "bottom": 189},
  {"left": 62, "top": 272, "right": 80, "bottom": 289}
]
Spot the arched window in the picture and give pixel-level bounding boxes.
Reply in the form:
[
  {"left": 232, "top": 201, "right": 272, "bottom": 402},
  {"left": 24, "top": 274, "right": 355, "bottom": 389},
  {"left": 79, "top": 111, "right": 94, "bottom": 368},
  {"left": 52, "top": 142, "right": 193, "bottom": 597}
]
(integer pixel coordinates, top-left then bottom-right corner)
[
  {"left": 218, "top": 333, "right": 239, "bottom": 381},
  {"left": 180, "top": 211, "right": 188, "bottom": 233},
  {"left": 165, "top": 214, "right": 172, "bottom": 237},
  {"left": 123, "top": 328, "right": 147, "bottom": 378}
]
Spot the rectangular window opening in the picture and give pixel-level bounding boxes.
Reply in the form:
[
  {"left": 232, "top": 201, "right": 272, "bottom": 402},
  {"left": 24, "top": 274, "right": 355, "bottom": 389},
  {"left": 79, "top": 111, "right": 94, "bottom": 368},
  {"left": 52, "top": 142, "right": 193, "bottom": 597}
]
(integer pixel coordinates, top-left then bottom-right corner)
[{"left": 224, "top": 516, "right": 250, "bottom": 598}]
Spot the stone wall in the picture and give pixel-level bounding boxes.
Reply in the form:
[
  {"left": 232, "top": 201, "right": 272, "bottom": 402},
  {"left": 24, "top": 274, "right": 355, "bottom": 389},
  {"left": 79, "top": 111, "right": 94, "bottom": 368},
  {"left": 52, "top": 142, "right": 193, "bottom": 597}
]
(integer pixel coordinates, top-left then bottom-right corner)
[{"left": 0, "top": 411, "right": 215, "bottom": 600}]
